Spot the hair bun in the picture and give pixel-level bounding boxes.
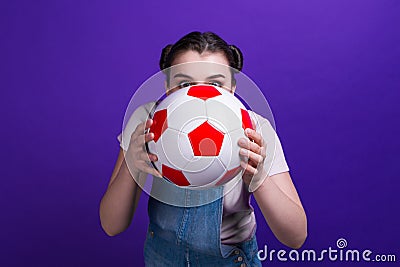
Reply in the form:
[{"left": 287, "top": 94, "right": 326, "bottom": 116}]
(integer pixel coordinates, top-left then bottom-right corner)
[
  {"left": 159, "top": 44, "right": 173, "bottom": 71},
  {"left": 229, "top": 45, "right": 243, "bottom": 72}
]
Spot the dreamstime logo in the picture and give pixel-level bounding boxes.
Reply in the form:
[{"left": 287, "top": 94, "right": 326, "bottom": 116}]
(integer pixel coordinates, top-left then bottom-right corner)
[
  {"left": 257, "top": 238, "right": 397, "bottom": 263},
  {"left": 336, "top": 238, "right": 347, "bottom": 249}
]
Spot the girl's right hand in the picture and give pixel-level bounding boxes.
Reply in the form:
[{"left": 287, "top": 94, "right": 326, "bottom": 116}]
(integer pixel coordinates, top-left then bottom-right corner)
[{"left": 126, "top": 119, "right": 162, "bottom": 178}]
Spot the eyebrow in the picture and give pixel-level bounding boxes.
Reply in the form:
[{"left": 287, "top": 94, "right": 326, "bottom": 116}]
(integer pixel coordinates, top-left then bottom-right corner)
[
  {"left": 206, "top": 74, "right": 226, "bottom": 79},
  {"left": 173, "top": 73, "right": 226, "bottom": 79},
  {"left": 173, "top": 73, "right": 193, "bottom": 79}
]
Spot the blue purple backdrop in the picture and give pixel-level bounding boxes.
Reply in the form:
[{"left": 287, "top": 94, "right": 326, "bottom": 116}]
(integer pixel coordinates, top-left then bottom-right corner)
[{"left": 2, "top": 0, "right": 399, "bottom": 266}]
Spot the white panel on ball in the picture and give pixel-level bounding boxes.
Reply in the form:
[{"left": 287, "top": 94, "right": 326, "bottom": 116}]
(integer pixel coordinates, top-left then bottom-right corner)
[
  {"left": 183, "top": 157, "right": 226, "bottom": 187},
  {"left": 218, "top": 128, "right": 246, "bottom": 170},
  {"left": 205, "top": 97, "right": 242, "bottom": 133},
  {"left": 167, "top": 98, "right": 207, "bottom": 132},
  {"left": 158, "top": 128, "right": 191, "bottom": 170},
  {"left": 183, "top": 156, "right": 216, "bottom": 173},
  {"left": 177, "top": 130, "right": 195, "bottom": 161}
]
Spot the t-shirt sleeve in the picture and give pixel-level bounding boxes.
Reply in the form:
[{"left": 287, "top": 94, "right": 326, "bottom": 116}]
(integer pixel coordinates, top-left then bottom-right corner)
[
  {"left": 248, "top": 113, "right": 290, "bottom": 192},
  {"left": 117, "top": 102, "right": 155, "bottom": 151},
  {"left": 116, "top": 132, "right": 123, "bottom": 146},
  {"left": 266, "top": 125, "right": 290, "bottom": 177}
]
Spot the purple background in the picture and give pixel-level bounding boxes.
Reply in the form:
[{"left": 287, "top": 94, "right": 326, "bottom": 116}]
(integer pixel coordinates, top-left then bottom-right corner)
[{"left": 2, "top": 0, "right": 399, "bottom": 266}]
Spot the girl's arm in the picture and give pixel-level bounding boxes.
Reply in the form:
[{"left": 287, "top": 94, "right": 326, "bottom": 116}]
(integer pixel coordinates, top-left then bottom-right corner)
[
  {"left": 99, "top": 148, "right": 143, "bottom": 236},
  {"left": 253, "top": 172, "right": 307, "bottom": 249},
  {"left": 239, "top": 128, "right": 307, "bottom": 249},
  {"left": 99, "top": 120, "right": 160, "bottom": 236}
]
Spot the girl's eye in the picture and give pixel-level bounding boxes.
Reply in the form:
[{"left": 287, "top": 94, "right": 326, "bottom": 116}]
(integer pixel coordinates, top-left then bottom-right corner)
[
  {"left": 208, "top": 81, "right": 222, "bottom": 87},
  {"left": 179, "top": 81, "right": 192, "bottom": 88}
]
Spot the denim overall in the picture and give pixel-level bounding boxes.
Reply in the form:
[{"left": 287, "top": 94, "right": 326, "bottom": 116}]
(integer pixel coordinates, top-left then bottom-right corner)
[{"left": 143, "top": 178, "right": 261, "bottom": 266}]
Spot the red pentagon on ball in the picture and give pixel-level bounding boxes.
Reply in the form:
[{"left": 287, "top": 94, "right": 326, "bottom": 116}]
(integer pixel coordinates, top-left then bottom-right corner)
[
  {"left": 162, "top": 164, "right": 190, "bottom": 186},
  {"left": 188, "top": 121, "right": 224, "bottom": 156},
  {"left": 149, "top": 109, "right": 168, "bottom": 142},
  {"left": 187, "top": 85, "right": 222, "bottom": 100},
  {"left": 241, "top": 108, "right": 254, "bottom": 130}
]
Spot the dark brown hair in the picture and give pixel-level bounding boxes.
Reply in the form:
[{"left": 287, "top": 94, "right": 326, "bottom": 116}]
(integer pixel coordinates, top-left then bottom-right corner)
[{"left": 159, "top": 31, "right": 243, "bottom": 74}]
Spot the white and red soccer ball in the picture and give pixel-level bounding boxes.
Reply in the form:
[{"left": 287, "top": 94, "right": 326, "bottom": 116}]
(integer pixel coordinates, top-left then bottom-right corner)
[{"left": 146, "top": 84, "right": 254, "bottom": 189}]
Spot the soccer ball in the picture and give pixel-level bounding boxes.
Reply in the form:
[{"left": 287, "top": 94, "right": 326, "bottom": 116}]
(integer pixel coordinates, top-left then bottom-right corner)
[{"left": 146, "top": 84, "right": 254, "bottom": 189}]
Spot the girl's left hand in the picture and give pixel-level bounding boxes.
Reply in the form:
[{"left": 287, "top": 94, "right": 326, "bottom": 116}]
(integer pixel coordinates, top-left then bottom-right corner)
[{"left": 238, "top": 128, "right": 267, "bottom": 190}]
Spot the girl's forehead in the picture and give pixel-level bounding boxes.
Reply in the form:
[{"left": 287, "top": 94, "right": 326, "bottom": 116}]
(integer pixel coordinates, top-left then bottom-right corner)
[{"left": 169, "top": 61, "right": 232, "bottom": 80}]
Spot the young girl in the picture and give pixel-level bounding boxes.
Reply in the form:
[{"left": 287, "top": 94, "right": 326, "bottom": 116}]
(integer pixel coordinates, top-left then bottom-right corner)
[{"left": 99, "top": 31, "right": 307, "bottom": 266}]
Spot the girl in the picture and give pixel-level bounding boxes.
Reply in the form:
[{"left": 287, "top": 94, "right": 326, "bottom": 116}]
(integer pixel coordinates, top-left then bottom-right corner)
[{"left": 99, "top": 31, "right": 307, "bottom": 266}]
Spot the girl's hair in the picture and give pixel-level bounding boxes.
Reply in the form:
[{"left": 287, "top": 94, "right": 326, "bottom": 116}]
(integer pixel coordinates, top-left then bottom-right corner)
[{"left": 159, "top": 31, "right": 243, "bottom": 73}]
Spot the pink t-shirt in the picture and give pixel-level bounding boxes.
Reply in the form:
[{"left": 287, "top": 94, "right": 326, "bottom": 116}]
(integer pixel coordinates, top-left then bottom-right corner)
[{"left": 117, "top": 102, "right": 289, "bottom": 244}]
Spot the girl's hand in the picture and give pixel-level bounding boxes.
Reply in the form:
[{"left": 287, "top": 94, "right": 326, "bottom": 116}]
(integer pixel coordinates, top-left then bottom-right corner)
[
  {"left": 238, "top": 128, "right": 267, "bottom": 191},
  {"left": 126, "top": 119, "right": 162, "bottom": 178}
]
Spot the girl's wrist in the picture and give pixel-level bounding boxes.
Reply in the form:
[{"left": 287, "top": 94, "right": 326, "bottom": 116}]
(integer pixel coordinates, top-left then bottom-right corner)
[{"left": 248, "top": 169, "right": 268, "bottom": 192}]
